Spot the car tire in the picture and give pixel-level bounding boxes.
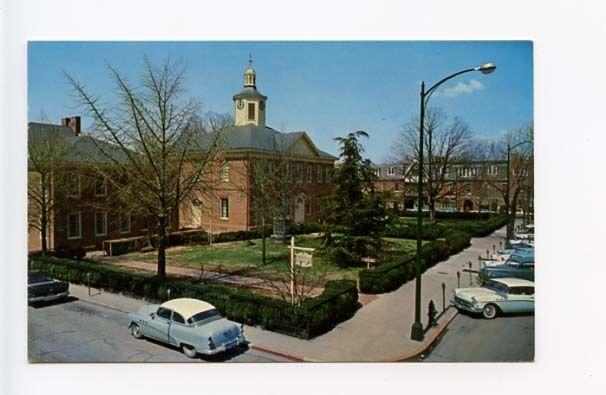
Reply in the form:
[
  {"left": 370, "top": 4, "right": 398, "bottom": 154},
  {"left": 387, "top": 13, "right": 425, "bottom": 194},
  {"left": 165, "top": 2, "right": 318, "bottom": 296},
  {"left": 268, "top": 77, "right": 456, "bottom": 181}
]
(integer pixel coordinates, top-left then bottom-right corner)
[
  {"left": 182, "top": 344, "right": 197, "bottom": 358},
  {"left": 482, "top": 304, "right": 498, "bottom": 319},
  {"left": 130, "top": 323, "right": 143, "bottom": 339}
]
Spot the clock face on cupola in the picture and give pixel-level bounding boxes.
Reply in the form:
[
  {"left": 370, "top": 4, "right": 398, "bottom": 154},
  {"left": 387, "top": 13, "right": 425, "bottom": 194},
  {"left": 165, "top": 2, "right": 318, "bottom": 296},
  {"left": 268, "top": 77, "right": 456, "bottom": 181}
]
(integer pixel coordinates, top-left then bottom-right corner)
[{"left": 233, "top": 55, "right": 268, "bottom": 127}]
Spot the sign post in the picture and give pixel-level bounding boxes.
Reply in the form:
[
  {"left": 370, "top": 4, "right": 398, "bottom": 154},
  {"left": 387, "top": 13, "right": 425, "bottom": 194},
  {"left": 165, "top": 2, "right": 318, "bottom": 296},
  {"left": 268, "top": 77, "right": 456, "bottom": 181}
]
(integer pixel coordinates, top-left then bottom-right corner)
[{"left": 289, "top": 236, "right": 315, "bottom": 305}]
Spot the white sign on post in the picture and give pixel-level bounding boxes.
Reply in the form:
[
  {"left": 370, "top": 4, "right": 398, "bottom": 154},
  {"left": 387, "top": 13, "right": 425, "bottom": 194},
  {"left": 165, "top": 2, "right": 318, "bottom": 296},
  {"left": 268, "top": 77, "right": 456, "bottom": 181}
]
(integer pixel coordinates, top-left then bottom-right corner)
[
  {"left": 295, "top": 252, "right": 313, "bottom": 267},
  {"left": 289, "top": 236, "right": 316, "bottom": 305}
]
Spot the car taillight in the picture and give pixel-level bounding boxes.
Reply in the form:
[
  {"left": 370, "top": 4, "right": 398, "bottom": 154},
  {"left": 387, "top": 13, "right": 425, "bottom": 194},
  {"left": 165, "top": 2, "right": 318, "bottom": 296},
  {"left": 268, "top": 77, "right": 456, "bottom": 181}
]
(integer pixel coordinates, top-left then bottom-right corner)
[{"left": 208, "top": 337, "right": 215, "bottom": 350}]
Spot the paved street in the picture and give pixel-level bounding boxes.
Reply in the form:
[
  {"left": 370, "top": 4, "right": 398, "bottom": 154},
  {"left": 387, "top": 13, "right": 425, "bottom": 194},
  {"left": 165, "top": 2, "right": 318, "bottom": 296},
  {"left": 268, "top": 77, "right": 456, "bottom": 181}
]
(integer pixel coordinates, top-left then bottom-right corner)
[
  {"left": 420, "top": 312, "right": 534, "bottom": 362},
  {"left": 28, "top": 297, "right": 292, "bottom": 363}
]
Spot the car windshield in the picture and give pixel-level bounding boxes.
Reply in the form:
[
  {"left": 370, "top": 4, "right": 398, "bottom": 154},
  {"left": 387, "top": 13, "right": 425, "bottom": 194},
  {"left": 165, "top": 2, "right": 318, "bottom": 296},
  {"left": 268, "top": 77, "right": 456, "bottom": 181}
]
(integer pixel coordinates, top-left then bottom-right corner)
[
  {"left": 28, "top": 272, "right": 53, "bottom": 284},
  {"left": 484, "top": 280, "right": 509, "bottom": 294},
  {"left": 187, "top": 308, "right": 222, "bottom": 325}
]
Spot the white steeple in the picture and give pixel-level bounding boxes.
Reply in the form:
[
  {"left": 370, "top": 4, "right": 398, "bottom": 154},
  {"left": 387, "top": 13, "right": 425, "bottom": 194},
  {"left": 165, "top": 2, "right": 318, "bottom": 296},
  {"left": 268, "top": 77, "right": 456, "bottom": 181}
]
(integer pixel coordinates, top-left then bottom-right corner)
[{"left": 233, "top": 54, "right": 267, "bottom": 127}]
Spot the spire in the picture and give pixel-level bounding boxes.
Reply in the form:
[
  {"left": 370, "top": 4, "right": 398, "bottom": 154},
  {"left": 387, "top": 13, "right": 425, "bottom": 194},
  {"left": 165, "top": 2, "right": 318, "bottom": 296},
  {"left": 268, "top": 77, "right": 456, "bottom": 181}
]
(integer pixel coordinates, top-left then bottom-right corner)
[{"left": 244, "top": 54, "right": 256, "bottom": 88}]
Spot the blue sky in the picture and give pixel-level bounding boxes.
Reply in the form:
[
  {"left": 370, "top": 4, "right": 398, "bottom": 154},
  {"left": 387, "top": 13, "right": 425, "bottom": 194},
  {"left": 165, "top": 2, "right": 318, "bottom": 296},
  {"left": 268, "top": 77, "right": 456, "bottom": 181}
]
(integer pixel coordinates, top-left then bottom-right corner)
[{"left": 28, "top": 41, "right": 532, "bottom": 162}]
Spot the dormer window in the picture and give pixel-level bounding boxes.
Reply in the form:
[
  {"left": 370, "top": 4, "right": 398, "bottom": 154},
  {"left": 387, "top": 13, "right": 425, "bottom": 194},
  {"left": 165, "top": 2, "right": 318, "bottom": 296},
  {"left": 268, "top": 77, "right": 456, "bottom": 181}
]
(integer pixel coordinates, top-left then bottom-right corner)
[
  {"left": 387, "top": 167, "right": 396, "bottom": 176},
  {"left": 248, "top": 103, "right": 255, "bottom": 120}
]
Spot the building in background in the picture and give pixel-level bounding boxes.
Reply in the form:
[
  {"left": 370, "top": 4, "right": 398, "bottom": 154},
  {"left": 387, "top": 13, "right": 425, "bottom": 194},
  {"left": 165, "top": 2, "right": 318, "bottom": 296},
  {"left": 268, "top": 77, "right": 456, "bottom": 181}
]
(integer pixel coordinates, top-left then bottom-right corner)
[{"left": 372, "top": 158, "right": 533, "bottom": 214}]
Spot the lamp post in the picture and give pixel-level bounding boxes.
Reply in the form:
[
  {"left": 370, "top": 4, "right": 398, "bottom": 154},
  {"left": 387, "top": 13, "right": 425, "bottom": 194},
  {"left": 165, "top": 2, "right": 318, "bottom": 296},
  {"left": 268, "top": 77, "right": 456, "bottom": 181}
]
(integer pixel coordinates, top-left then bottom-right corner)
[
  {"left": 410, "top": 62, "right": 496, "bottom": 341},
  {"left": 505, "top": 140, "right": 532, "bottom": 240}
]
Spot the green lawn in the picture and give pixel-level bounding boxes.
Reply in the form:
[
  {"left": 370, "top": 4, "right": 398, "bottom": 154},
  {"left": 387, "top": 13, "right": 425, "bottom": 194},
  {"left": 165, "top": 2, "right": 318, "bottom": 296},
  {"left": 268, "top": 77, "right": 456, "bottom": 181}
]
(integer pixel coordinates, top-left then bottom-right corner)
[{"left": 125, "top": 235, "right": 420, "bottom": 284}]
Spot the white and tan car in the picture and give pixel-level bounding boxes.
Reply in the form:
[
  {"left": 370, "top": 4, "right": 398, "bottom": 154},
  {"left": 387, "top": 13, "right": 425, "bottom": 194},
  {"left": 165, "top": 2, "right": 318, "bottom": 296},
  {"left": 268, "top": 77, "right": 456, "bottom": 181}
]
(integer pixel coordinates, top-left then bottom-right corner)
[
  {"left": 128, "top": 298, "right": 246, "bottom": 357},
  {"left": 452, "top": 278, "right": 535, "bottom": 319}
]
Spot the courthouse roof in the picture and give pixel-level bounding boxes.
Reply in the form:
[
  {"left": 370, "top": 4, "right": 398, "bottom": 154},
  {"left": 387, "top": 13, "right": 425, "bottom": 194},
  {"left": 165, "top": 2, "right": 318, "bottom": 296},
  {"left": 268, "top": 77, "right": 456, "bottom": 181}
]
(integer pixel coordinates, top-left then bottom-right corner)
[{"left": 194, "top": 123, "right": 336, "bottom": 160}]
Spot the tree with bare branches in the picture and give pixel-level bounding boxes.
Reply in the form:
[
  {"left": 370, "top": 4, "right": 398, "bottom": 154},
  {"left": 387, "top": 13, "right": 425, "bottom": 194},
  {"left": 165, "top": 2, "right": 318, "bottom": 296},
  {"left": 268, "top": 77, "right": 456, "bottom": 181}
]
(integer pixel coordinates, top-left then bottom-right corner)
[
  {"left": 64, "top": 58, "right": 225, "bottom": 278},
  {"left": 247, "top": 137, "right": 297, "bottom": 264},
  {"left": 28, "top": 120, "right": 72, "bottom": 255},
  {"left": 391, "top": 107, "right": 472, "bottom": 222},
  {"left": 471, "top": 123, "right": 534, "bottom": 239}
]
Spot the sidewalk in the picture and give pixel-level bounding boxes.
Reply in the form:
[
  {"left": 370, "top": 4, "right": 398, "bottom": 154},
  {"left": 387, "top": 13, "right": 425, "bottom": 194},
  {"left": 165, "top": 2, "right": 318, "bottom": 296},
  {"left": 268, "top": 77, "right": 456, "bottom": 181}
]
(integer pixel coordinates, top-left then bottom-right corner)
[{"left": 72, "top": 225, "right": 506, "bottom": 362}]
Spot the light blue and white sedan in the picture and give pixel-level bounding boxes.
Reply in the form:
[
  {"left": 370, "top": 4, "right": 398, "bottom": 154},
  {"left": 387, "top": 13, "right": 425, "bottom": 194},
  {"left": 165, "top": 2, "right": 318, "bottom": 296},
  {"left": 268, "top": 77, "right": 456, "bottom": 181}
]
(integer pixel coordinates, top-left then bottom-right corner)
[
  {"left": 128, "top": 298, "right": 246, "bottom": 358},
  {"left": 452, "top": 278, "right": 535, "bottom": 319}
]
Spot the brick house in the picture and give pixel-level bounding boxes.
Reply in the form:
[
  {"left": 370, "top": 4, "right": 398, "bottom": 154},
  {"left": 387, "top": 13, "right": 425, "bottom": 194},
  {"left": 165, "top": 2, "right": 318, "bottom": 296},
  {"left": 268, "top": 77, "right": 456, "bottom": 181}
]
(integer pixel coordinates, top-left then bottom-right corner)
[{"left": 27, "top": 118, "right": 153, "bottom": 252}]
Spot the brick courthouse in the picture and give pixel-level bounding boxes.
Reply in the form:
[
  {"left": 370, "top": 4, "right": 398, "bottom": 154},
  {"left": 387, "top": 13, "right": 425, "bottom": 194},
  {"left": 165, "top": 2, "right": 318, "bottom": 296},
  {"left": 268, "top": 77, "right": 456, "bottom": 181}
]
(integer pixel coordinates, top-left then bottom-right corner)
[{"left": 27, "top": 62, "right": 336, "bottom": 252}]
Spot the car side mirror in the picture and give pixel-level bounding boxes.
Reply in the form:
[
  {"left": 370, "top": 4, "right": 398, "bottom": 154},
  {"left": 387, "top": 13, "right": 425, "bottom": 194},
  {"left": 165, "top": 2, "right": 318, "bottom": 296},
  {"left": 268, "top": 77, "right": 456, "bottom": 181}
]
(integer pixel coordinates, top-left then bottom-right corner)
[{"left": 150, "top": 312, "right": 155, "bottom": 319}]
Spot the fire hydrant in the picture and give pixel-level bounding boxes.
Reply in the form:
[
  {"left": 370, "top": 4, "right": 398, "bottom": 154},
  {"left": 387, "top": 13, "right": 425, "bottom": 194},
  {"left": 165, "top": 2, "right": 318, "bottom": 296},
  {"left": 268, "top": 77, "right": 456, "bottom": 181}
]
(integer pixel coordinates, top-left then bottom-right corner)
[{"left": 428, "top": 300, "right": 438, "bottom": 327}]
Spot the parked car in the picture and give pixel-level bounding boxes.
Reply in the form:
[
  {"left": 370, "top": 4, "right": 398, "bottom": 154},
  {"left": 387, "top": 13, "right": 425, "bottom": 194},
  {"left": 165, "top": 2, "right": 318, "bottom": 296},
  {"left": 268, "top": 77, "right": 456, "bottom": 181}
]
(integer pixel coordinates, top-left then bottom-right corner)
[
  {"left": 28, "top": 271, "right": 70, "bottom": 303},
  {"left": 53, "top": 245, "right": 86, "bottom": 260},
  {"left": 497, "top": 242, "right": 534, "bottom": 255},
  {"left": 480, "top": 255, "right": 534, "bottom": 282},
  {"left": 128, "top": 298, "right": 246, "bottom": 358},
  {"left": 452, "top": 277, "right": 535, "bottom": 319}
]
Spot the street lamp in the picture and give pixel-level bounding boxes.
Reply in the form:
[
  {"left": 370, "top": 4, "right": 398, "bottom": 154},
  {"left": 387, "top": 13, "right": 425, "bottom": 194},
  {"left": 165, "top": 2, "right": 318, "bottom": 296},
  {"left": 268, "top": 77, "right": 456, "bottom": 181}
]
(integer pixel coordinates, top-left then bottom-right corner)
[
  {"left": 505, "top": 139, "right": 532, "bottom": 240},
  {"left": 410, "top": 62, "right": 496, "bottom": 342}
]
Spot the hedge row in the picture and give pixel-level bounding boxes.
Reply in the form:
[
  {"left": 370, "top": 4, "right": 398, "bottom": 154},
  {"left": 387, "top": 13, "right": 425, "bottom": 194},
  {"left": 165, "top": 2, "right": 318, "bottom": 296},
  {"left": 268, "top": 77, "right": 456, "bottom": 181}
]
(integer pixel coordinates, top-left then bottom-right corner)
[
  {"left": 384, "top": 214, "right": 509, "bottom": 241},
  {"left": 29, "top": 255, "right": 358, "bottom": 339},
  {"left": 399, "top": 210, "right": 500, "bottom": 221},
  {"left": 358, "top": 236, "right": 461, "bottom": 294},
  {"left": 358, "top": 215, "right": 508, "bottom": 293}
]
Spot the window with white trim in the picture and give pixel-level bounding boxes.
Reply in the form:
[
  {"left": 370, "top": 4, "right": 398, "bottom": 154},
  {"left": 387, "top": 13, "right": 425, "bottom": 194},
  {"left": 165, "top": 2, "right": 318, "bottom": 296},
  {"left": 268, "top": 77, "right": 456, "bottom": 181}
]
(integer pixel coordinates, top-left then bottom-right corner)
[
  {"left": 95, "top": 212, "right": 107, "bottom": 236},
  {"left": 220, "top": 164, "right": 229, "bottom": 182},
  {"left": 325, "top": 167, "right": 331, "bottom": 182},
  {"left": 119, "top": 213, "right": 131, "bottom": 234},
  {"left": 387, "top": 167, "right": 396, "bottom": 176},
  {"left": 305, "top": 196, "right": 312, "bottom": 215},
  {"left": 95, "top": 177, "right": 107, "bottom": 196},
  {"left": 220, "top": 198, "right": 229, "bottom": 219},
  {"left": 296, "top": 163, "right": 303, "bottom": 183},
  {"left": 306, "top": 165, "right": 312, "bottom": 183},
  {"left": 67, "top": 173, "right": 81, "bottom": 198},
  {"left": 67, "top": 213, "right": 81, "bottom": 239},
  {"left": 317, "top": 165, "right": 323, "bottom": 183}
]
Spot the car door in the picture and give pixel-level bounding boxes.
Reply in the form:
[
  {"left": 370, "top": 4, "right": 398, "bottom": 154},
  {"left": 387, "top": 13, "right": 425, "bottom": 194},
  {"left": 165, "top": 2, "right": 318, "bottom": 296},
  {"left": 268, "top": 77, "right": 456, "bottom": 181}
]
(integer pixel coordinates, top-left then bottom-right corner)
[
  {"left": 146, "top": 307, "right": 172, "bottom": 343},
  {"left": 167, "top": 311, "right": 187, "bottom": 346},
  {"left": 504, "top": 286, "right": 534, "bottom": 313}
]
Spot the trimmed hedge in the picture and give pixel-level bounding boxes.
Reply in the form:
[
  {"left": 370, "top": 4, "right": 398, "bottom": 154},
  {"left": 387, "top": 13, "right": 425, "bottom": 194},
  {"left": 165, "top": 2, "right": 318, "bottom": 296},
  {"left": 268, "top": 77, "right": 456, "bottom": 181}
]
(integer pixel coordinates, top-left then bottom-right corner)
[
  {"left": 358, "top": 215, "right": 508, "bottom": 294},
  {"left": 399, "top": 210, "right": 499, "bottom": 221},
  {"left": 29, "top": 255, "right": 358, "bottom": 339}
]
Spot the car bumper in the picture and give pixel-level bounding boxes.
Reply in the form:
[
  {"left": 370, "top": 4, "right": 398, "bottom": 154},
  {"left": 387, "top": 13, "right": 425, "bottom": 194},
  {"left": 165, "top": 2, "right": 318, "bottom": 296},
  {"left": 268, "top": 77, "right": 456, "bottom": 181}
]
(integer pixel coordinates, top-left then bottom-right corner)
[
  {"left": 199, "top": 336, "right": 246, "bottom": 355},
  {"left": 452, "top": 298, "right": 482, "bottom": 314},
  {"left": 28, "top": 291, "right": 69, "bottom": 303}
]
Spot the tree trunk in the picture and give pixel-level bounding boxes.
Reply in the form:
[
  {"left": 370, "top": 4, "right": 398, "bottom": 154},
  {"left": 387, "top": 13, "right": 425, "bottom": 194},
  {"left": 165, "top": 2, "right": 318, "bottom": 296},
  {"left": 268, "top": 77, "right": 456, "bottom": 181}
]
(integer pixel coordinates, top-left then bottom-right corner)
[
  {"left": 261, "top": 216, "right": 266, "bottom": 265},
  {"left": 40, "top": 211, "right": 48, "bottom": 256},
  {"left": 429, "top": 195, "right": 436, "bottom": 224},
  {"left": 157, "top": 215, "right": 167, "bottom": 278}
]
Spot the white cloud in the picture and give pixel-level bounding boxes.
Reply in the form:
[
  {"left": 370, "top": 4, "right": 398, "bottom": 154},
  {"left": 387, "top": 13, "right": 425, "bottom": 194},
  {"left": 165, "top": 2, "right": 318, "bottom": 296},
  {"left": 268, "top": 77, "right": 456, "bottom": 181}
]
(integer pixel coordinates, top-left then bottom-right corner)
[{"left": 437, "top": 79, "right": 485, "bottom": 98}]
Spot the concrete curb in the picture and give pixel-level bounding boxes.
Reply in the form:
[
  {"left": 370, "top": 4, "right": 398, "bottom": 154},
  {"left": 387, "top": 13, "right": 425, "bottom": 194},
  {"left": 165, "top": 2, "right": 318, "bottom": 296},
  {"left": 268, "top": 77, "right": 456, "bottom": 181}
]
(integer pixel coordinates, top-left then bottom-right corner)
[
  {"left": 249, "top": 344, "right": 313, "bottom": 362},
  {"left": 392, "top": 308, "right": 459, "bottom": 362}
]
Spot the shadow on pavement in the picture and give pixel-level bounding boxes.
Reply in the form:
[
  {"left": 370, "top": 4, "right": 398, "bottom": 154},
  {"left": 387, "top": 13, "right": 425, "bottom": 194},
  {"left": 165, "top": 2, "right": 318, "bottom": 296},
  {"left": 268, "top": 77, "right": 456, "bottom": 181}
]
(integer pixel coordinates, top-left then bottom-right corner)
[
  {"left": 455, "top": 308, "right": 535, "bottom": 320},
  {"left": 141, "top": 337, "right": 250, "bottom": 362},
  {"left": 28, "top": 296, "right": 79, "bottom": 309}
]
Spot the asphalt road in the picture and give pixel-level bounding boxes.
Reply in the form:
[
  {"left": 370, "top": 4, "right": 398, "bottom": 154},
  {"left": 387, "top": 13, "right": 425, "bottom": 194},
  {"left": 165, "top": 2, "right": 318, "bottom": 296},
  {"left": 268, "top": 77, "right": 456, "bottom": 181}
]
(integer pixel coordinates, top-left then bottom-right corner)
[
  {"left": 28, "top": 297, "right": 292, "bottom": 363},
  {"left": 420, "top": 311, "right": 534, "bottom": 362}
]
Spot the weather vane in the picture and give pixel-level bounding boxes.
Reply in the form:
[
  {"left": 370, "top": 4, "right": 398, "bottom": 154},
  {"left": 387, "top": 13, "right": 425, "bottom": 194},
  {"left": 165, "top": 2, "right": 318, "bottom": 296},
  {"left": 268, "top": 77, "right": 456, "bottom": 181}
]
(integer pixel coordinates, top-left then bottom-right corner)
[{"left": 248, "top": 53, "right": 253, "bottom": 67}]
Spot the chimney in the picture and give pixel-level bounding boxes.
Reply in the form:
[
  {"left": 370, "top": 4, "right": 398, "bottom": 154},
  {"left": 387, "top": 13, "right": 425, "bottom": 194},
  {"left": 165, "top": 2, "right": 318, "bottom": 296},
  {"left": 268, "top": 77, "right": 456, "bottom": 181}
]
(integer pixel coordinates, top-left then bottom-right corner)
[{"left": 61, "top": 116, "right": 81, "bottom": 136}]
